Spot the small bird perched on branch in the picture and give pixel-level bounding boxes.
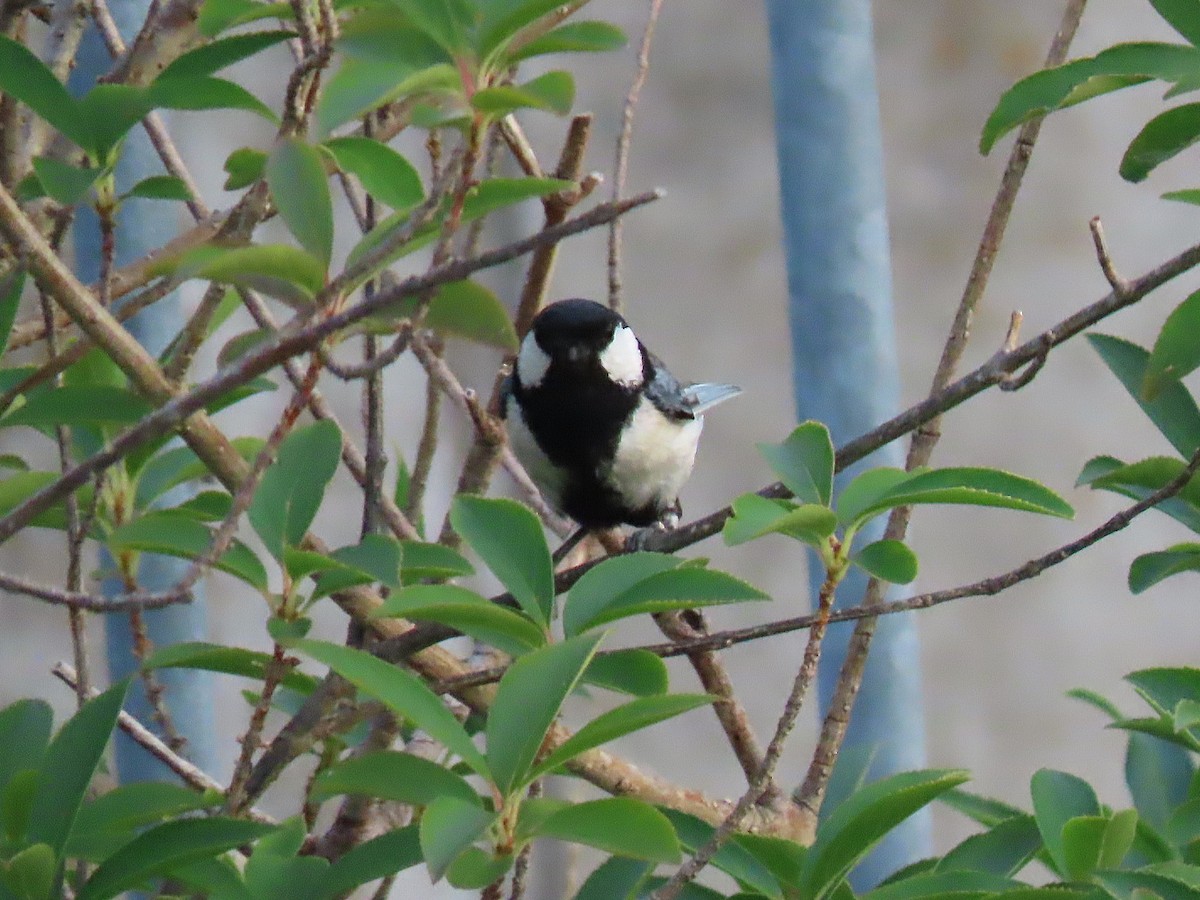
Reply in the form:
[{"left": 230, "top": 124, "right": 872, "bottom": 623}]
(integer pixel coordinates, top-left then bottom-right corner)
[{"left": 501, "top": 298, "right": 740, "bottom": 548}]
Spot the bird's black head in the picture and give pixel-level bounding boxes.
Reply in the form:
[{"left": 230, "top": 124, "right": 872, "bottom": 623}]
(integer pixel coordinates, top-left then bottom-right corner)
[{"left": 518, "top": 298, "right": 647, "bottom": 389}]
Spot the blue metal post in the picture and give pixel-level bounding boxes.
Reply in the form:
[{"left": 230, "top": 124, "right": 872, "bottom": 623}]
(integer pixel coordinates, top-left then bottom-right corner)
[
  {"left": 70, "top": 17, "right": 218, "bottom": 782},
  {"left": 763, "top": 0, "right": 929, "bottom": 886}
]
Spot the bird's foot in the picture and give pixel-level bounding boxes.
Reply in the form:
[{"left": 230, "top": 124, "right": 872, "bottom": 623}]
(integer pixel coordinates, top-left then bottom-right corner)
[{"left": 625, "top": 515, "right": 677, "bottom": 552}]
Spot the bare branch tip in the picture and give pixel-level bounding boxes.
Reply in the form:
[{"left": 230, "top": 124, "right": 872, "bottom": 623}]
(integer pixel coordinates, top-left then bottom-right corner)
[{"left": 1089, "top": 216, "right": 1129, "bottom": 294}]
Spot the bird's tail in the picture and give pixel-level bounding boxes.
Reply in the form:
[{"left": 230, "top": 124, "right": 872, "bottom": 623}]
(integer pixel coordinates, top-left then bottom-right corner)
[{"left": 683, "top": 383, "right": 742, "bottom": 414}]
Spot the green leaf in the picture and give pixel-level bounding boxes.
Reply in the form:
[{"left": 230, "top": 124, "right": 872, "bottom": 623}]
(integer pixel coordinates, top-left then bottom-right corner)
[
  {"left": 479, "top": 0, "right": 568, "bottom": 56},
  {"left": 77, "top": 817, "right": 274, "bottom": 900},
  {"left": 851, "top": 539, "right": 918, "bottom": 584},
  {"left": 323, "top": 136, "right": 423, "bottom": 212},
  {"left": 980, "top": 42, "right": 1200, "bottom": 153},
  {"left": 3, "top": 843, "right": 55, "bottom": 900},
  {"left": 148, "top": 75, "right": 278, "bottom": 122},
  {"left": 939, "top": 787, "right": 1028, "bottom": 828},
  {"left": 397, "top": 0, "right": 473, "bottom": 54},
  {"left": 936, "top": 813, "right": 1042, "bottom": 877},
  {"left": 143, "top": 641, "right": 316, "bottom": 693},
  {"left": 316, "top": 57, "right": 458, "bottom": 137},
  {"left": 1084, "top": 456, "right": 1200, "bottom": 533},
  {"left": 801, "top": 769, "right": 970, "bottom": 899},
  {"left": 216, "top": 327, "right": 274, "bottom": 368},
  {"left": 165, "top": 243, "right": 325, "bottom": 307},
  {"left": 249, "top": 420, "right": 342, "bottom": 558},
  {"left": 583, "top": 648, "right": 669, "bottom": 697},
  {"left": 487, "top": 633, "right": 603, "bottom": 795},
  {"left": 561, "top": 553, "right": 673, "bottom": 639},
  {"left": 444, "top": 847, "right": 514, "bottom": 890},
  {"left": 462, "top": 177, "right": 572, "bottom": 220},
  {"left": 528, "top": 798, "right": 680, "bottom": 863},
  {"left": 3, "top": 385, "right": 151, "bottom": 430},
  {"left": 1030, "top": 768, "right": 1101, "bottom": 876},
  {"left": 1128, "top": 668, "right": 1200, "bottom": 718},
  {"left": 845, "top": 467, "right": 1073, "bottom": 527},
  {"left": 0, "top": 35, "right": 87, "bottom": 147},
  {"left": 318, "top": 826, "right": 422, "bottom": 898},
  {"left": 370, "top": 280, "right": 519, "bottom": 351},
  {"left": 1094, "top": 869, "right": 1200, "bottom": 900},
  {"left": 107, "top": 511, "right": 269, "bottom": 591},
  {"left": 30, "top": 157, "right": 101, "bottom": 206},
  {"left": 400, "top": 540, "right": 473, "bottom": 582},
  {"left": 266, "top": 136, "right": 334, "bottom": 266},
  {"left": 419, "top": 796, "right": 495, "bottom": 883},
  {"left": 243, "top": 819, "right": 328, "bottom": 900},
  {"left": 1146, "top": 290, "right": 1200, "bottom": 400},
  {"left": 1151, "top": 0, "right": 1200, "bottom": 45},
  {"left": 121, "top": 175, "right": 192, "bottom": 202},
  {"left": 472, "top": 70, "right": 575, "bottom": 117},
  {"left": 733, "top": 833, "right": 805, "bottom": 894},
  {"left": 759, "top": 421, "right": 835, "bottom": 505},
  {"left": 867, "top": 869, "right": 1020, "bottom": 899},
  {"left": 449, "top": 495, "right": 553, "bottom": 627},
  {"left": 1090, "top": 333, "right": 1200, "bottom": 457},
  {"left": 199, "top": 0, "right": 292, "bottom": 36},
  {"left": 0, "top": 268, "right": 25, "bottom": 360},
  {"left": 574, "top": 857, "right": 654, "bottom": 900},
  {"left": 289, "top": 638, "right": 490, "bottom": 778},
  {"left": 1130, "top": 545, "right": 1200, "bottom": 593},
  {"left": 27, "top": 681, "right": 129, "bottom": 862},
  {"left": 133, "top": 436, "right": 263, "bottom": 509},
  {"left": 507, "top": 21, "right": 628, "bottom": 63},
  {"left": 311, "top": 749, "right": 480, "bottom": 807},
  {"left": 371, "top": 584, "right": 546, "bottom": 654},
  {"left": 564, "top": 558, "right": 768, "bottom": 635},
  {"left": 836, "top": 468, "right": 913, "bottom": 527},
  {"left": 71, "top": 781, "right": 219, "bottom": 843},
  {"left": 1122, "top": 103, "right": 1200, "bottom": 182},
  {"left": 0, "top": 700, "right": 52, "bottom": 800},
  {"left": 531, "top": 693, "right": 712, "bottom": 780},
  {"left": 77, "top": 83, "right": 154, "bottom": 161},
  {"left": 156, "top": 29, "right": 293, "bottom": 80},
  {"left": 1060, "top": 810, "right": 1138, "bottom": 879},
  {"left": 309, "top": 533, "right": 404, "bottom": 599},
  {"left": 1165, "top": 187, "right": 1200, "bottom": 205},
  {"left": 722, "top": 494, "right": 837, "bottom": 547},
  {"left": 223, "top": 146, "right": 267, "bottom": 190}
]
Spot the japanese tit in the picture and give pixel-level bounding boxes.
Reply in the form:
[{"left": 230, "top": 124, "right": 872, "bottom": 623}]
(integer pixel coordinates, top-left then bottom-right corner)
[{"left": 501, "top": 298, "right": 740, "bottom": 530}]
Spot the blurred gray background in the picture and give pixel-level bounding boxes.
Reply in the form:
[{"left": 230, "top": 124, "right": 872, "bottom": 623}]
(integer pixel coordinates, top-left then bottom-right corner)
[{"left": 4, "top": 1, "right": 1200, "bottom": 895}]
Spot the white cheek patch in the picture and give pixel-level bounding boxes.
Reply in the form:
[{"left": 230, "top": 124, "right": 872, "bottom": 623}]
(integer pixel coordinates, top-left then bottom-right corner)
[
  {"left": 598, "top": 325, "right": 645, "bottom": 387},
  {"left": 516, "top": 332, "right": 551, "bottom": 388},
  {"left": 606, "top": 397, "right": 703, "bottom": 513}
]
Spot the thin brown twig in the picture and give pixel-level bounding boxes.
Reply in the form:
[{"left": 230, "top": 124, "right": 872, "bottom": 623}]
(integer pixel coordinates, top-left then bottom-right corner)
[
  {"left": 37, "top": 276, "right": 90, "bottom": 706},
  {"left": 1090, "top": 215, "right": 1129, "bottom": 295},
  {"left": 608, "top": 0, "right": 666, "bottom": 314}
]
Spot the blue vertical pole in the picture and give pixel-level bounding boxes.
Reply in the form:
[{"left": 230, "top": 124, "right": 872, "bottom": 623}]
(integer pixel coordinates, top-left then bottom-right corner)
[
  {"left": 763, "top": 0, "right": 929, "bottom": 886},
  {"left": 70, "top": 16, "right": 217, "bottom": 782}
]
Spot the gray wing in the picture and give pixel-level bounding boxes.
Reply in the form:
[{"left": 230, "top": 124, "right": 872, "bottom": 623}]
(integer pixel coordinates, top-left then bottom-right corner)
[
  {"left": 644, "top": 353, "right": 742, "bottom": 419},
  {"left": 644, "top": 355, "right": 696, "bottom": 420}
]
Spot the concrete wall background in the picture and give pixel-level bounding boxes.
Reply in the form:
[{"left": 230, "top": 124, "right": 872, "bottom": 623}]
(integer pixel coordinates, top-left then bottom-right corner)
[{"left": 3, "top": 1, "right": 1200, "bottom": 895}]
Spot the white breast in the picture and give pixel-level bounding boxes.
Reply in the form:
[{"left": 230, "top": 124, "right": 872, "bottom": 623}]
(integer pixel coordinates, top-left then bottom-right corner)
[{"left": 605, "top": 397, "right": 703, "bottom": 513}]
